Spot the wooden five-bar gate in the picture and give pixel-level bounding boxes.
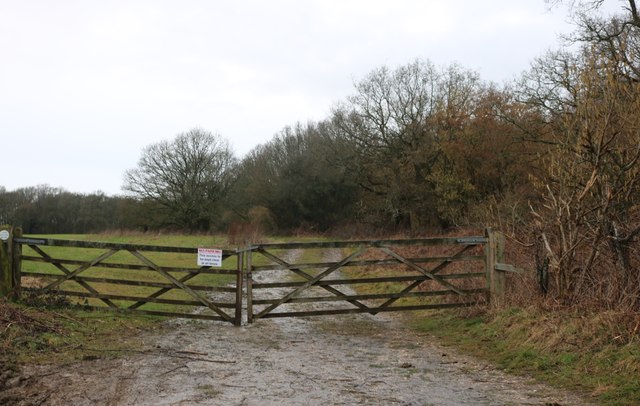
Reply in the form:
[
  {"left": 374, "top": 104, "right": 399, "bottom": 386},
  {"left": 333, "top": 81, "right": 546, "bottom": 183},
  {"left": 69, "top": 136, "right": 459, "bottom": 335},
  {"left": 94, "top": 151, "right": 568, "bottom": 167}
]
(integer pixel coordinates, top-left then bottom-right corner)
[
  {"left": 0, "top": 226, "right": 517, "bottom": 326},
  {"left": 0, "top": 228, "right": 244, "bottom": 325}
]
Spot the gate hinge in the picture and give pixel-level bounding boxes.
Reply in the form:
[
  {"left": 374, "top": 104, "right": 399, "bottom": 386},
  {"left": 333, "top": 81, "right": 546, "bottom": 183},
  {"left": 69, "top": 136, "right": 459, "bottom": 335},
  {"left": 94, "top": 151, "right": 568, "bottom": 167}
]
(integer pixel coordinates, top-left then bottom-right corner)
[{"left": 456, "top": 237, "right": 487, "bottom": 245}]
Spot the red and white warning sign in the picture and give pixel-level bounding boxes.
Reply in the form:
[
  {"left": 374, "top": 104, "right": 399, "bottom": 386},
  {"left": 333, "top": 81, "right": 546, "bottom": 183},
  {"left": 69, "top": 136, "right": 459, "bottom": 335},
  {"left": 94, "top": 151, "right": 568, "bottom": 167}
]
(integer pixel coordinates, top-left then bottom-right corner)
[{"left": 197, "top": 248, "right": 223, "bottom": 267}]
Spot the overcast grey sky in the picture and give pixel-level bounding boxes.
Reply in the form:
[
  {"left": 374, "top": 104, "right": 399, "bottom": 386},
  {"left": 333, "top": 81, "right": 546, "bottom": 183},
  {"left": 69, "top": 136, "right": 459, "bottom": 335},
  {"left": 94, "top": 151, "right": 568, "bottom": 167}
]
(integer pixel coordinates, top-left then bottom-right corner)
[{"left": 0, "top": 0, "right": 621, "bottom": 196}]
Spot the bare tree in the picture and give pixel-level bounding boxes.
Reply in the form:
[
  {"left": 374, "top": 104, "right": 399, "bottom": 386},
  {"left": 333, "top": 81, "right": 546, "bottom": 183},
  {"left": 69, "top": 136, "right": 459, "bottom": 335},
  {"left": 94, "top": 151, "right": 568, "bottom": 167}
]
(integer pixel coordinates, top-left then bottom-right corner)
[
  {"left": 550, "top": 0, "right": 640, "bottom": 80},
  {"left": 522, "top": 38, "right": 640, "bottom": 306},
  {"left": 123, "top": 129, "right": 237, "bottom": 231},
  {"left": 331, "top": 59, "right": 484, "bottom": 229}
]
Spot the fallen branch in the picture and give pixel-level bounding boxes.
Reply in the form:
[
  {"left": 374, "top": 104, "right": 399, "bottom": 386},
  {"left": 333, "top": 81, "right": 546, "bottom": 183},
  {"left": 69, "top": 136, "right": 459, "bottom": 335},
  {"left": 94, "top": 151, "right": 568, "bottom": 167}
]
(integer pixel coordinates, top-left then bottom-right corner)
[
  {"left": 80, "top": 347, "right": 237, "bottom": 364},
  {"left": 166, "top": 354, "right": 236, "bottom": 364},
  {"left": 53, "top": 311, "right": 87, "bottom": 327},
  {"left": 175, "top": 350, "right": 209, "bottom": 356},
  {"left": 158, "top": 364, "right": 188, "bottom": 376}
]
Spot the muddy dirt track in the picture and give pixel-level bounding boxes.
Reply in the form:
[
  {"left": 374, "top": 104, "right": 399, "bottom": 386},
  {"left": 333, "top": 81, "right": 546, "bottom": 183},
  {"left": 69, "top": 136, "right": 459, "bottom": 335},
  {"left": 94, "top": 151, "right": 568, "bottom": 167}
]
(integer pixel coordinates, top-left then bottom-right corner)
[
  {"left": 1, "top": 250, "right": 593, "bottom": 405},
  {"left": 2, "top": 312, "right": 593, "bottom": 406}
]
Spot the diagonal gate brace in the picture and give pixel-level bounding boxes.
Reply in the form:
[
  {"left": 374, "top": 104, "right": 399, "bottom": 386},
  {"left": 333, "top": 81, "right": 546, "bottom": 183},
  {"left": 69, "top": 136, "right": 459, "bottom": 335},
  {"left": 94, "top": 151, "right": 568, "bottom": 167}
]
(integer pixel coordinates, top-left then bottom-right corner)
[
  {"left": 128, "top": 250, "right": 233, "bottom": 323},
  {"left": 256, "top": 248, "right": 374, "bottom": 315},
  {"left": 373, "top": 244, "right": 474, "bottom": 313},
  {"left": 255, "top": 247, "right": 366, "bottom": 319},
  {"left": 30, "top": 245, "right": 118, "bottom": 308},
  {"left": 379, "top": 246, "right": 466, "bottom": 296},
  {"left": 128, "top": 252, "right": 236, "bottom": 310},
  {"left": 44, "top": 249, "right": 118, "bottom": 291},
  {"left": 128, "top": 268, "right": 204, "bottom": 310}
]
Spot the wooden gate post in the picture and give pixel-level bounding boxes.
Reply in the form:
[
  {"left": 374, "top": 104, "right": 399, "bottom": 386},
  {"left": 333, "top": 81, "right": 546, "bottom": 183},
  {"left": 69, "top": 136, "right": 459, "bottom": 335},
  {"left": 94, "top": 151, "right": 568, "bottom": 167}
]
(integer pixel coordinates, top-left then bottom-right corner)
[
  {"left": 245, "top": 246, "right": 253, "bottom": 324},
  {"left": 0, "top": 225, "right": 21, "bottom": 299},
  {"left": 234, "top": 250, "right": 244, "bottom": 326},
  {"left": 485, "top": 228, "right": 505, "bottom": 301}
]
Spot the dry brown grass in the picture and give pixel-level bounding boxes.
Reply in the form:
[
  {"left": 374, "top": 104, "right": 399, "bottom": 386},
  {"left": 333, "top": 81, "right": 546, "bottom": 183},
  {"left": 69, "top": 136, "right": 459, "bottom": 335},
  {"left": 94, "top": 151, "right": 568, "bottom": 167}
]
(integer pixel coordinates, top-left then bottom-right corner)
[
  {"left": 226, "top": 222, "right": 265, "bottom": 246},
  {"left": 0, "top": 298, "right": 68, "bottom": 379}
]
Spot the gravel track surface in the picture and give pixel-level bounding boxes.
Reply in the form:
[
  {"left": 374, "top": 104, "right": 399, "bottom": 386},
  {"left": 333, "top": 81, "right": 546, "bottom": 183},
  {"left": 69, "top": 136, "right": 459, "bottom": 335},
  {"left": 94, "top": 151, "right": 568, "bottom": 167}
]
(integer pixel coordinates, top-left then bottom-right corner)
[{"left": 1, "top": 250, "right": 592, "bottom": 405}]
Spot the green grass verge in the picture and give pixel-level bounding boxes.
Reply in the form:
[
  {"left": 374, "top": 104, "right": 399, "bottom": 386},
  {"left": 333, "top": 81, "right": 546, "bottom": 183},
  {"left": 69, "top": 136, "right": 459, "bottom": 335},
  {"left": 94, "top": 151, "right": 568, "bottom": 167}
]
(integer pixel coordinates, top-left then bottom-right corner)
[
  {"left": 408, "top": 307, "right": 640, "bottom": 405},
  {"left": 1, "top": 298, "right": 161, "bottom": 371}
]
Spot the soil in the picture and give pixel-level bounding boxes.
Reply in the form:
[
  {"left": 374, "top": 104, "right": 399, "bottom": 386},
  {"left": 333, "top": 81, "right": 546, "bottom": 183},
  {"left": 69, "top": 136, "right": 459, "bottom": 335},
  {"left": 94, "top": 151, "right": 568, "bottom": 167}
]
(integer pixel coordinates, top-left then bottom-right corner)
[{"left": 0, "top": 250, "right": 593, "bottom": 405}]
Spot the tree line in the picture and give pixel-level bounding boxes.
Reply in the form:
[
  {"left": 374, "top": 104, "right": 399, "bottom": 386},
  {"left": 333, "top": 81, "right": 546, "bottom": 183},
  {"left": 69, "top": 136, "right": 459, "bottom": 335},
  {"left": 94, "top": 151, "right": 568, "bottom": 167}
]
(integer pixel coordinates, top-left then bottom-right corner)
[
  {"left": 1, "top": 0, "right": 638, "bottom": 309},
  {"left": 0, "top": 185, "right": 140, "bottom": 234},
  {"left": 1, "top": 58, "right": 528, "bottom": 235}
]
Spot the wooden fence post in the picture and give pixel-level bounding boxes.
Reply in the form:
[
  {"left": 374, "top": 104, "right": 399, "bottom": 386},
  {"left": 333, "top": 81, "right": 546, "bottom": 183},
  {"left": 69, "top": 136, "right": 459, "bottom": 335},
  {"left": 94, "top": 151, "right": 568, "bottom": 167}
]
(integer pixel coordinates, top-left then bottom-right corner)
[
  {"left": 485, "top": 228, "right": 505, "bottom": 301},
  {"left": 484, "top": 227, "right": 494, "bottom": 300},
  {"left": 0, "top": 225, "right": 19, "bottom": 299},
  {"left": 12, "top": 227, "right": 22, "bottom": 298},
  {"left": 494, "top": 231, "right": 505, "bottom": 299}
]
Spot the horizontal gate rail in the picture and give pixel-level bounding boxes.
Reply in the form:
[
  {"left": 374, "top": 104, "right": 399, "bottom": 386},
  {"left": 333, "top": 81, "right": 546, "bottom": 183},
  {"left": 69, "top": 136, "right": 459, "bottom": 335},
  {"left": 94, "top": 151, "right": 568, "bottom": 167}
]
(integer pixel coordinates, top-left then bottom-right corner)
[
  {"left": 46, "top": 289, "right": 237, "bottom": 308},
  {"left": 16, "top": 236, "right": 243, "bottom": 325},
  {"left": 250, "top": 272, "right": 486, "bottom": 288},
  {"left": 15, "top": 237, "right": 205, "bottom": 252},
  {"left": 20, "top": 256, "right": 239, "bottom": 274},
  {"left": 242, "top": 236, "right": 488, "bottom": 251},
  {"left": 21, "top": 272, "right": 239, "bottom": 292},
  {"left": 249, "top": 255, "right": 485, "bottom": 271},
  {"left": 77, "top": 306, "right": 235, "bottom": 321},
  {"left": 251, "top": 288, "right": 487, "bottom": 305},
  {"left": 256, "top": 303, "right": 476, "bottom": 319}
]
